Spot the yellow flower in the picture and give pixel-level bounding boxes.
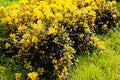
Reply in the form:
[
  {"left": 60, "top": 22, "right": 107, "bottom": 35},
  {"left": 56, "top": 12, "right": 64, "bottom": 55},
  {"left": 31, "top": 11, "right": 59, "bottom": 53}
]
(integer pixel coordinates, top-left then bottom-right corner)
[
  {"left": 10, "top": 10, "right": 18, "bottom": 17},
  {"left": 70, "top": 47, "right": 76, "bottom": 53},
  {"left": 34, "top": 45, "right": 39, "bottom": 49},
  {"left": 84, "top": 27, "right": 90, "bottom": 33},
  {"left": 58, "top": 74, "right": 64, "bottom": 80},
  {"left": 89, "top": 11, "right": 96, "bottom": 17},
  {"left": 96, "top": 41, "right": 106, "bottom": 49},
  {"left": 84, "top": 0, "right": 91, "bottom": 4},
  {"left": 9, "top": 33, "right": 16, "bottom": 38},
  {"left": 64, "top": 44, "right": 76, "bottom": 53},
  {"left": 19, "top": 39, "right": 25, "bottom": 44},
  {"left": 27, "top": 72, "right": 38, "bottom": 80},
  {"left": 37, "top": 68, "right": 44, "bottom": 75},
  {"left": 98, "top": 16, "right": 100, "bottom": 19},
  {"left": 25, "top": 10, "right": 31, "bottom": 15},
  {"left": 90, "top": 36, "right": 97, "bottom": 41},
  {"left": 93, "top": 5, "right": 99, "bottom": 10},
  {"left": 22, "top": 33, "right": 31, "bottom": 39},
  {"left": 86, "top": 6, "right": 92, "bottom": 11},
  {"left": 26, "top": 39, "right": 30, "bottom": 45},
  {"left": 59, "top": 58, "right": 63, "bottom": 62},
  {"left": 103, "top": 24, "right": 107, "bottom": 30},
  {"left": 15, "top": 73, "right": 21, "bottom": 80},
  {"left": 79, "top": 33, "right": 84, "bottom": 39},
  {"left": 79, "top": 22, "right": 83, "bottom": 25},
  {"left": 22, "top": 39, "right": 31, "bottom": 47},
  {"left": 14, "top": 18, "right": 19, "bottom": 24},
  {"left": 20, "top": 0, "right": 29, "bottom": 5},
  {"left": 83, "top": 23, "right": 88, "bottom": 27},
  {"left": 48, "top": 27, "right": 57, "bottom": 35},
  {"left": 112, "top": 1, "right": 116, "bottom": 5},
  {"left": 63, "top": 66, "right": 68, "bottom": 71},
  {"left": 54, "top": 65, "right": 58, "bottom": 70},
  {"left": 55, "top": 12, "right": 63, "bottom": 20},
  {"left": 32, "top": 36, "right": 38, "bottom": 43},
  {"left": 4, "top": 16, "right": 12, "bottom": 24},
  {"left": 18, "top": 25, "right": 27, "bottom": 32},
  {"left": 24, "top": 61, "right": 33, "bottom": 70},
  {"left": 89, "top": 41, "right": 94, "bottom": 46},
  {"left": 108, "top": 2, "right": 112, "bottom": 6},
  {"left": 5, "top": 42, "right": 11, "bottom": 49},
  {"left": 112, "top": 14, "right": 117, "bottom": 19},
  {"left": 52, "top": 59, "right": 57, "bottom": 64},
  {"left": 32, "top": 23, "right": 43, "bottom": 30}
]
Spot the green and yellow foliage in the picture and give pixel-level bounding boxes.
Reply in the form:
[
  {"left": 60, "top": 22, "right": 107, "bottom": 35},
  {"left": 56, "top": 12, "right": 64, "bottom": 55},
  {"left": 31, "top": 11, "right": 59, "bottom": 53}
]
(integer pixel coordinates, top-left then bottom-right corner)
[{"left": 0, "top": 0, "right": 119, "bottom": 79}]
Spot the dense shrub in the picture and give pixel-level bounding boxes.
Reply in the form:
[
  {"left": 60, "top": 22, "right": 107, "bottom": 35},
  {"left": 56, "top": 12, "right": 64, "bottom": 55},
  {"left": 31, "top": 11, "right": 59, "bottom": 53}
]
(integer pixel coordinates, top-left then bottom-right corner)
[
  {"left": 0, "top": 18, "right": 8, "bottom": 55},
  {"left": 0, "top": 1, "right": 76, "bottom": 79},
  {"left": 0, "top": 0, "right": 119, "bottom": 79},
  {"left": 94, "top": 0, "right": 120, "bottom": 33}
]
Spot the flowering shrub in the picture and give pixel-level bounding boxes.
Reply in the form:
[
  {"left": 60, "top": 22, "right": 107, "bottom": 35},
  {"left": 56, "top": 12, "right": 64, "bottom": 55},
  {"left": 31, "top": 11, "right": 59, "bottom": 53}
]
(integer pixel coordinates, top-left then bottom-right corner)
[
  {"left": 0, "top": 0, "right": 119, "bottom": 79},
  {"left": 94, "top": 0, "right": 120, "bottom": 33},
  {"left": 0, "top": 0, "right": 76, "bottom": 79}
]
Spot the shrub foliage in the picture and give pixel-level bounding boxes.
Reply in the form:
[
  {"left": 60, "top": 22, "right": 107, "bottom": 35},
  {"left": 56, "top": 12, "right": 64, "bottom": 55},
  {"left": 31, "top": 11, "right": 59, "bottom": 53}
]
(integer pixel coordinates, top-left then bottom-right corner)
[{"left": 0, "top": 0, "right": 119, "bottom": 79}]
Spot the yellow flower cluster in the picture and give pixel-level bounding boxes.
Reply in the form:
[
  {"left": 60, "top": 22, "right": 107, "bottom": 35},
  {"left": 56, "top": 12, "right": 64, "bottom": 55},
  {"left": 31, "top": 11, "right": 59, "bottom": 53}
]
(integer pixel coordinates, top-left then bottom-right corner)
[
  {"left": 37, "top": 68, "right": 44, "bottom": 75},
  {"left": 15, "top": 73, "right": 21, "bottom": 80},
  {"left": 27, "top": 72, "right": 38, "bottom": 80},
  {"left": 5, "top": 42, "right": 11, "bottom": 49},
  {"left": 48, "top": 27, "right": 57, "bottom": 35},
  {"left": 96, "top": 41, "right": 106, "bottom": 49}
]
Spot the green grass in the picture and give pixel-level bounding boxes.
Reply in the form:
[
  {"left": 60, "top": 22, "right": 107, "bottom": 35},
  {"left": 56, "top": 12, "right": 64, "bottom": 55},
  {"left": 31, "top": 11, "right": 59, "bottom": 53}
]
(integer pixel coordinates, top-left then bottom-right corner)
[
  {"left": 70, "top": 28, "right": 120, "bottom": 80},
  {"left": 117, "top": 1, "right": 120, "bottom": 11},
  {"left": 0, "top": 0, "right": 19, "bottom": 6},
  {"left": 0, "top": 56, "right": 27, "bottom": 80}
]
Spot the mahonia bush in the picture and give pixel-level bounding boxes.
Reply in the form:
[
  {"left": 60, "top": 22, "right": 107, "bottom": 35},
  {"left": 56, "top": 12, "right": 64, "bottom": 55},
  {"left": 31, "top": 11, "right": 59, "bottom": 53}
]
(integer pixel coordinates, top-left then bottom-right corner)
[{"left": 0, "top": 0, "right": 119, "bottom": 79}]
